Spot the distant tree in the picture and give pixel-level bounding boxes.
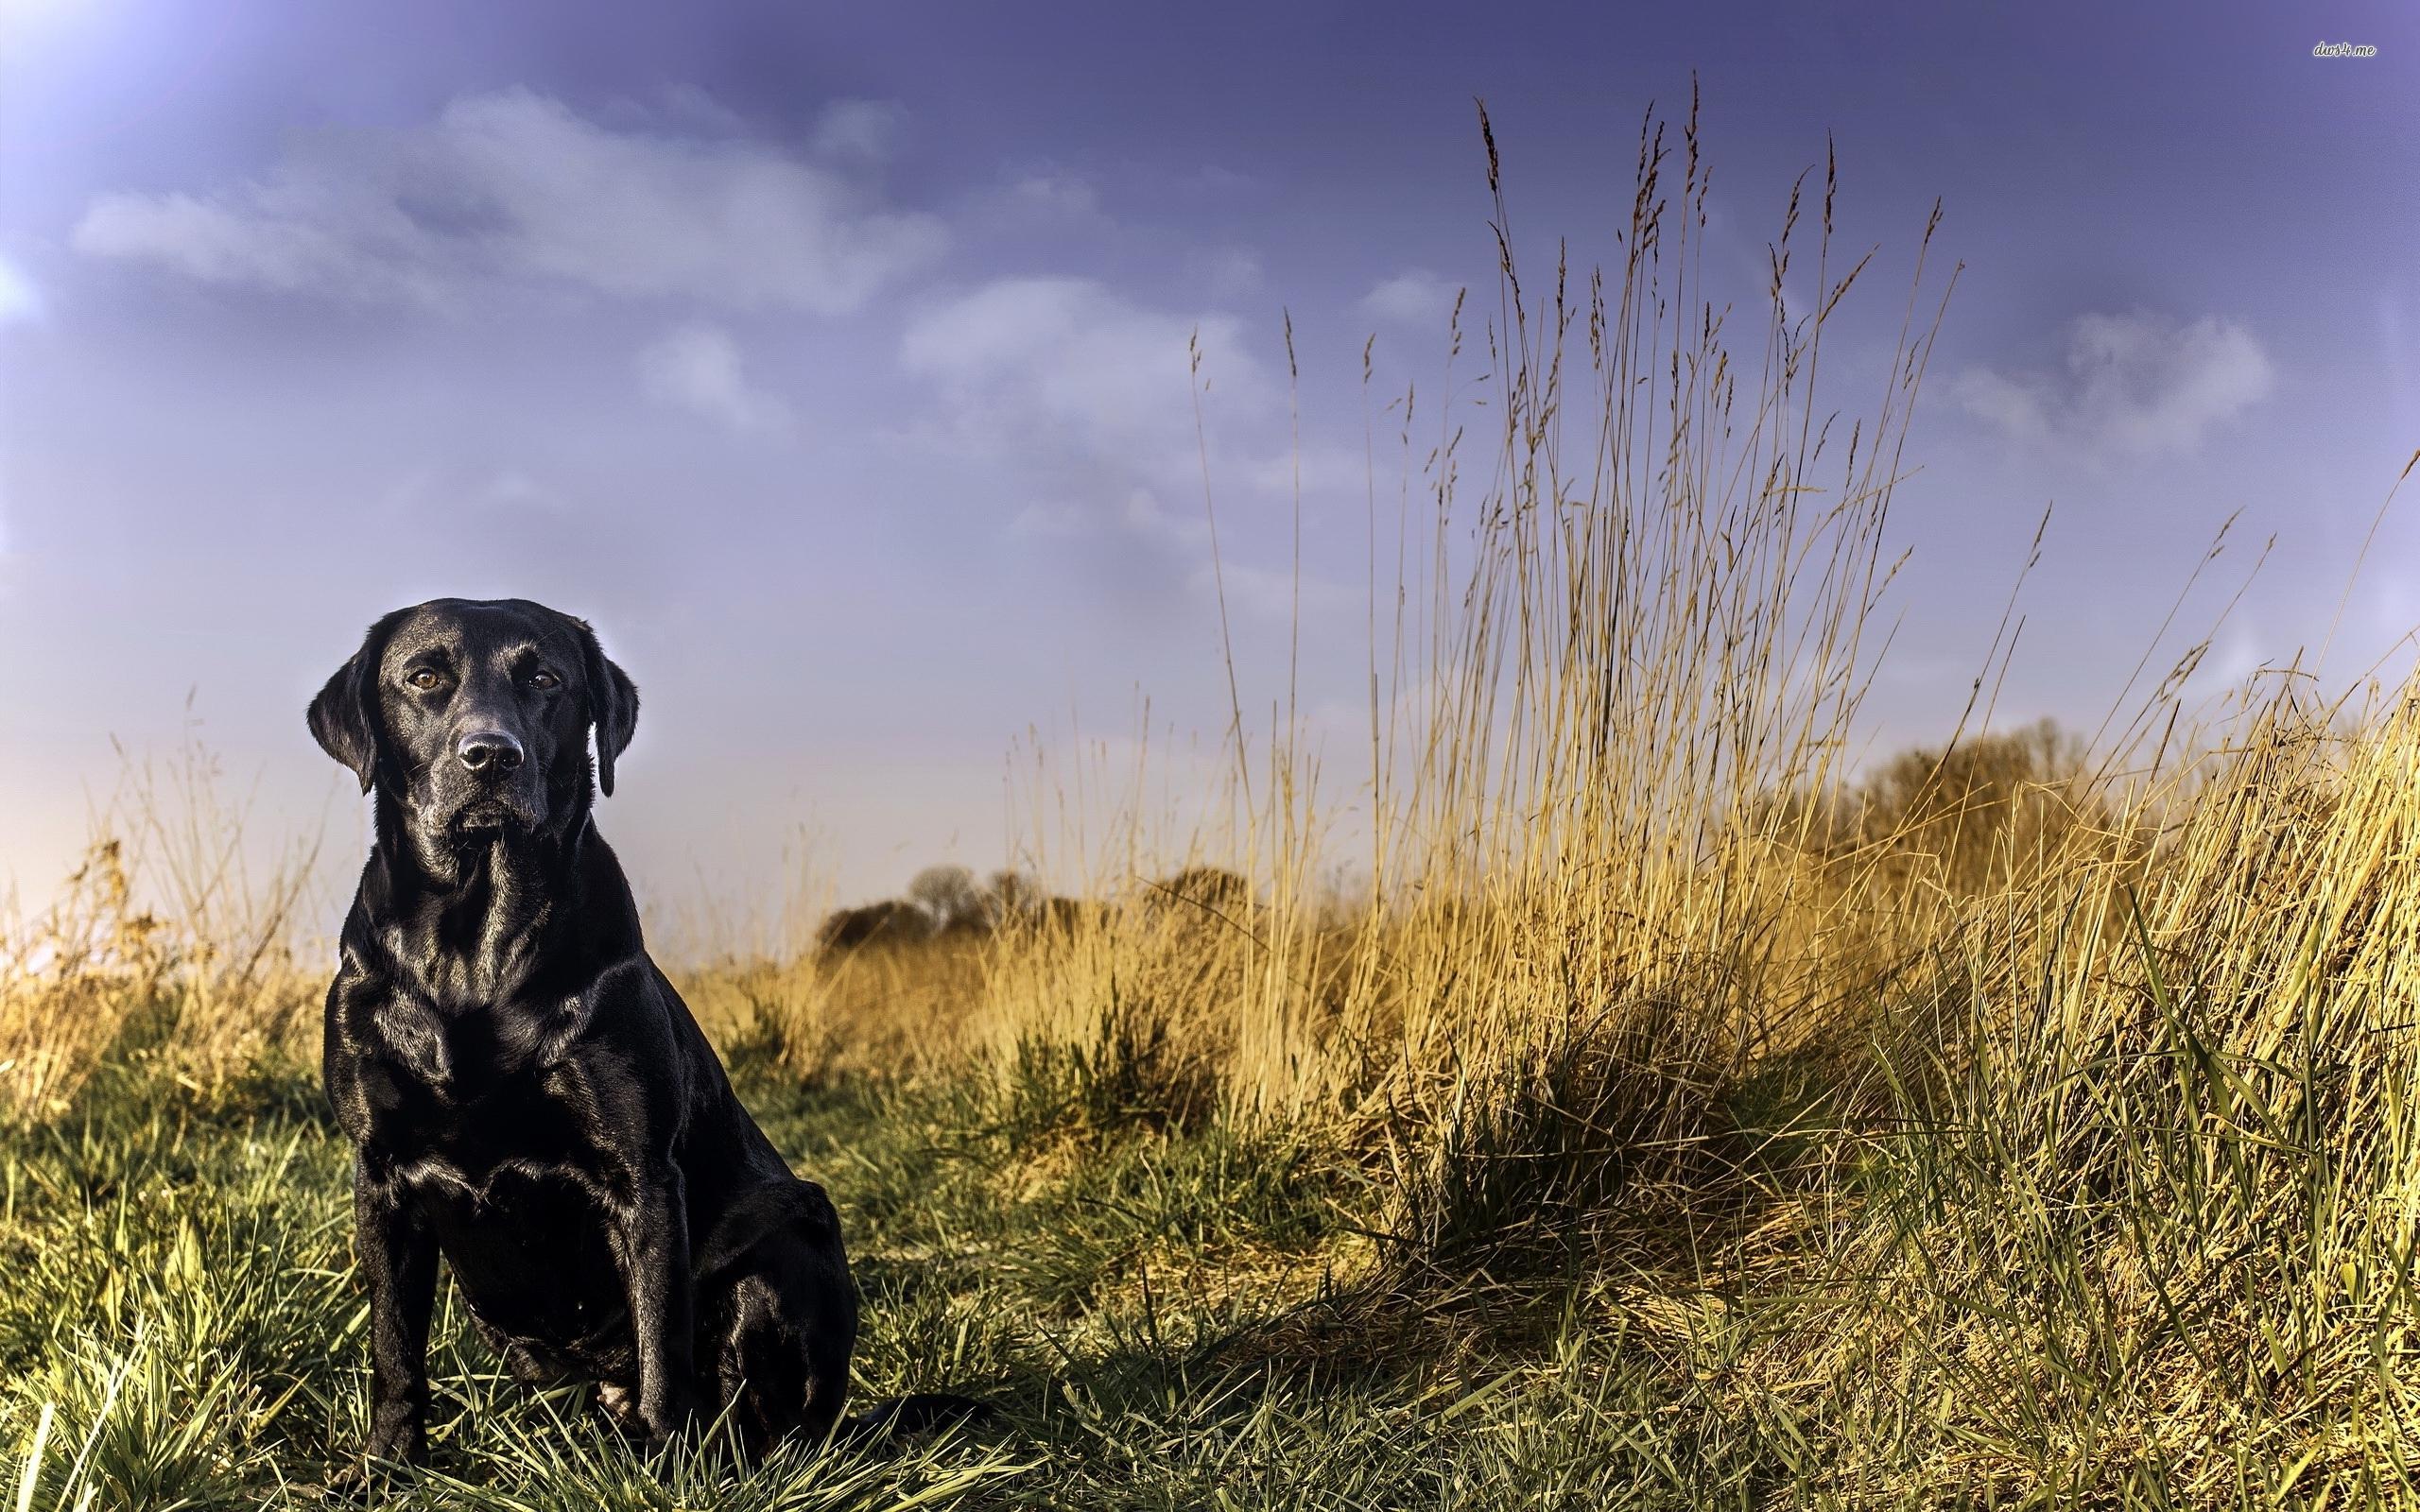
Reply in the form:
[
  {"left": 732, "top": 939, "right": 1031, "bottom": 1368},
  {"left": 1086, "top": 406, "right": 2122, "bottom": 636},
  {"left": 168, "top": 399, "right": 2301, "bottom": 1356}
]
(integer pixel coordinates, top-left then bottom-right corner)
[
  {"left": 1150, "top": 866, "right": 1252, "bottom": 916},
  {"left": 907, "top": 865, "right": 987, "bottom": 933},
  {"left": 815, "top": 899, "right": 933, "bottom": 955},
  {"left": 1848, "top": 718, "right": 2100, "bottom": 890},
  {"left": 986, "top": 868, "right": 1042, "bottom": 921}
]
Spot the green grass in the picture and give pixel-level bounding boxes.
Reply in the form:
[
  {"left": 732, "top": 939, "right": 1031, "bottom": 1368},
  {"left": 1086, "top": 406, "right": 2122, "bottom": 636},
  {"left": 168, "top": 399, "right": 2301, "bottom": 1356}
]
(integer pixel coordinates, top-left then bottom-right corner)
[
  {"left": 9, "top": 981, "right": 2409, "bottom": 1512},
  {"left": 0, "top": 1053, "right": 1790, "bottom": 1512}
]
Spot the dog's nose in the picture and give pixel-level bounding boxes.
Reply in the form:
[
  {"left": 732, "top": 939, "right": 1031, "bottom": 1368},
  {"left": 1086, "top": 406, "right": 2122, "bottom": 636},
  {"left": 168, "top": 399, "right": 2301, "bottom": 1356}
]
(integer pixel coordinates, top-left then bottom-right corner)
[{"left": 457, "top": 730, "right": 525, "bottom": 775}]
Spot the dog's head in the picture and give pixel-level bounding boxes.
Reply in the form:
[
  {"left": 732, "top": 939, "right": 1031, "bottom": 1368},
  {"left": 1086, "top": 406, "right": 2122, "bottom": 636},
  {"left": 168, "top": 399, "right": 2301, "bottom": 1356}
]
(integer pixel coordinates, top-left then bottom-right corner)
[{"left": 308, "top": 598, "right": 638, "bottom": 843}]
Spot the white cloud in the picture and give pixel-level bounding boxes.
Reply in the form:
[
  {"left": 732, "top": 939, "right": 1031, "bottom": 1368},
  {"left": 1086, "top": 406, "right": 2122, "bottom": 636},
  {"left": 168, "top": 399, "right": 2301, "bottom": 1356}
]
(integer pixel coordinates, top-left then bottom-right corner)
[
  {"left": 477, "top": 470, "right": 556, "bottom": 510},
  {"left": 1002, "top": 171, "right": 1099, "bottom": 217},
  {"left": 901, "top": 276, "right": 1356, "bottom": 625},
  {"left": 1118, "top": 488, "right": 1210, "bottom": 548},
  {"left": 1009, "top": 501, "right": 1090, "bottom": 537},
  {"left": 650, "top": 84, "right": 750, "bottom": 136},
  {"left": 2180, "top": 623, "right": 2270, "bottom": 705},
  {"left": 637, "top": 322, "right": 790, "bottom": 433},
  {"left": 1190, "top": 246, "right": 1262, "bottom": 301},
  {"left": 901, "top": 275, "right": 1266, "bottom": 469},
  {"left": 1360, "top": 269, "right": 1461, "bottom": 327},
  {"left": 1190, "top": 558, "right": 1356, "bottom": 622},
  {"left": 1954, "top": 311, "right": 2274, "bottom": 462},
  {"left": 1240, "top": 442, "right": 1368, "bottom": 498},
  {"left": 809, "top": 98, "right": 909, "bottom": 163},
  {"left": 73, "top": 88, "right": 945, "bottom": 313},
  {"left": 1011, "top": 486, "right": 1209, "bottom": 548}
]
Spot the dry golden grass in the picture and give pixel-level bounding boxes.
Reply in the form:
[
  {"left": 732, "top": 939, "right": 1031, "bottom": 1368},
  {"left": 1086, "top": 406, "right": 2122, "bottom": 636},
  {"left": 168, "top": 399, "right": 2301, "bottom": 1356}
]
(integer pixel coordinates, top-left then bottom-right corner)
[{"left": 0, "top": 735, "right": 322, "bottom": 1121}]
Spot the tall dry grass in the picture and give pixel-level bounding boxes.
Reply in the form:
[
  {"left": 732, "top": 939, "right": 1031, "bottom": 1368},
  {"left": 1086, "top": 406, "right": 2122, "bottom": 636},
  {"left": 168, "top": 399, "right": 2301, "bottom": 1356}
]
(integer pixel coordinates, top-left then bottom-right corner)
[
  {"left": 761, "top": 94, "right": 2411, "bottom": 1495},
  {"left": 0, "top": 730, "right": 323, "bottom": 1120},
  {"left": 958, "top": 90, "right": 1962, "bottom": 1191}
]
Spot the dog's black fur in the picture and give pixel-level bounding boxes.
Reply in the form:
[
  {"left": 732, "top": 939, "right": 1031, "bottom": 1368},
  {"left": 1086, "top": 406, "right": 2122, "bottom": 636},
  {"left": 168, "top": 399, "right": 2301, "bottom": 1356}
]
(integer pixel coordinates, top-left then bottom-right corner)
[{"left": 312, "top": 597, "right": 969, "bottom": 1469}]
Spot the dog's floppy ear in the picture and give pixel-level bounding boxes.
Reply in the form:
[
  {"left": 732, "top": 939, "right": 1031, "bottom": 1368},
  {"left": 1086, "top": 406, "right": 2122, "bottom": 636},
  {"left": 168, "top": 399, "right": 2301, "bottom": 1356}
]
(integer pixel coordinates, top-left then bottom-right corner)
[
  {"left": 576, "top": 619, "right": 640, "bottom": 798},
  {"left": 308, "top": 610, "right": 405, "bottom": 795}
]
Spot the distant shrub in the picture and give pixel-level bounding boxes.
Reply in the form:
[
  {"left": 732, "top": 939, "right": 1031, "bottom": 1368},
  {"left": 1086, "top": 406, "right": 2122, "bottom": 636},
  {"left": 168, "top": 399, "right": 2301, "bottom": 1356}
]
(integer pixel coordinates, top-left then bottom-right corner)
[
  {"left": 813, "top": 899, "right": 934, "bottom": 955},
  {"left": 1776, "top": 718, "right": 2115, "bottom": 894},
  {"left": 1146, "top": 866, "right": 1252, "bottom": 917}
]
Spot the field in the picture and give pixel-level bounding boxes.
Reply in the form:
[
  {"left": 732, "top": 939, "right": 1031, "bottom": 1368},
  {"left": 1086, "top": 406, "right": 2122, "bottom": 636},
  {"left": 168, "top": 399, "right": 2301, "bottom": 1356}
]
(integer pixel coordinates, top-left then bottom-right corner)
[{"left": 4, "top": 108, "right": 2417, "bottom": 1509}]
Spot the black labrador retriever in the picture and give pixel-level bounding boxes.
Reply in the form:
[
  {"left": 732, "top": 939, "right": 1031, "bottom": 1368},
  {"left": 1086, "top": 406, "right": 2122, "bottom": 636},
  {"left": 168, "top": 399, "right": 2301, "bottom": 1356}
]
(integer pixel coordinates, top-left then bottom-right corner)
[{"left": 311, "top": 597, "right": 965, "bottom": 1470}]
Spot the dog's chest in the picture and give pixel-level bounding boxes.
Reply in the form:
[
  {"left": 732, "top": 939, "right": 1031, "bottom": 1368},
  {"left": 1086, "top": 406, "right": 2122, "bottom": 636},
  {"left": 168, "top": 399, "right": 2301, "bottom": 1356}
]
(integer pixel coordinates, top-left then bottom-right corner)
[
  {"left": 365, "top": 999, "right": 606, "bottom": 1199},
  {"left": 395, "top": 1091, "right": 600, "bottom": 1214},
  {"left": 360, "top": 999, "right": 636, "bottom": 1350}
]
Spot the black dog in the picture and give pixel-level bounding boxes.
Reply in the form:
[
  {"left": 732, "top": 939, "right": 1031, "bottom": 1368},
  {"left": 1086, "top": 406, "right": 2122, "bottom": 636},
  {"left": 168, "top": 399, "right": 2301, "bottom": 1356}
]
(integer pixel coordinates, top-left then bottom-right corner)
[{"left": 311, "top": 598, "right": 964, "bottom": 1469}]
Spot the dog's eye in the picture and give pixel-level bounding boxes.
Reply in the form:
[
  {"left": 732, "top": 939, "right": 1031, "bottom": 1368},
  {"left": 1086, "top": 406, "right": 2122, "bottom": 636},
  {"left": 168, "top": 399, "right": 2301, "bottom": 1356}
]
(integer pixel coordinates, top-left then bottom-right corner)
[
  {"left": 530, "top": 669, "right": 561, "bottom": 691},
  {"left": 406, "top": 669, "right": 443, "bottom": 692}
]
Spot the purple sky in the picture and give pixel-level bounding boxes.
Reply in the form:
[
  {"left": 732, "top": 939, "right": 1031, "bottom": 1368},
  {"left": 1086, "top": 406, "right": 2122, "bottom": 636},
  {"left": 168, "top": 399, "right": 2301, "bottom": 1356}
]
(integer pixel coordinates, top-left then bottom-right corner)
[{"left": 4, "top": 0, "right": 2416, "bottom": 944}]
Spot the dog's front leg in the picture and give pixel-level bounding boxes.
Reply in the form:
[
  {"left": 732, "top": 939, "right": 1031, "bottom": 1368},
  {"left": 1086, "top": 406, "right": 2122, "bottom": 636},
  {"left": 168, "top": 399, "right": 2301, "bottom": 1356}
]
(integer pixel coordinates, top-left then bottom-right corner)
[
  {"left": 354, "top": 1155, "right": 439, "bottom": 1466},
  {"left": 614, "top": 1161, "right": 700, "bottom": 1440}
]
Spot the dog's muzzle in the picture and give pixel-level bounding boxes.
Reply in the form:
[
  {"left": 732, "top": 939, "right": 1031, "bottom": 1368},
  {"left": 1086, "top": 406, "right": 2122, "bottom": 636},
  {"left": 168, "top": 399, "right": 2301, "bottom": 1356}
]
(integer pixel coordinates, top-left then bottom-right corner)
[{"left": 437, "top": 728, "right": 544, "bottom": 833}]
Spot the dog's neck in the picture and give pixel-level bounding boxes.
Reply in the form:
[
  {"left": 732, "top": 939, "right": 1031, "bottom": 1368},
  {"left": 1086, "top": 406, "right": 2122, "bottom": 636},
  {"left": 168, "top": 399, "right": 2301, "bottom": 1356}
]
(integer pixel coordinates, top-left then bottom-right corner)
[{"left": 363, "top": 788, "right": 611, "bottom": 1010}]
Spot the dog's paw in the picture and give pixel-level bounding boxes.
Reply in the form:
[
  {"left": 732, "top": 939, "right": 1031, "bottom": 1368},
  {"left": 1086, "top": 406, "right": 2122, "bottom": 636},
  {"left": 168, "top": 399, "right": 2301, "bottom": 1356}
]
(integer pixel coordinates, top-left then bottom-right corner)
[
  {"left": 596, "top": 1380, "right": 648, "bottom": 1435},
  {"left": 637, "top": 1385, "right": 709, "bottom": 1445},
  {"left": 364, "top": 1412, "right": 428, "bottom": 1467}
]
